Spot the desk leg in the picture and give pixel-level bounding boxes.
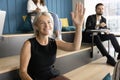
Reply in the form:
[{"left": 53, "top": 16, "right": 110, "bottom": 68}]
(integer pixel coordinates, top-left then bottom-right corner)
[
  {"left": 108, "top": 40, "right": 110, "bottom": 54},
  {"left": 90, "top": 33, "right": 94, "bottom": 58}
]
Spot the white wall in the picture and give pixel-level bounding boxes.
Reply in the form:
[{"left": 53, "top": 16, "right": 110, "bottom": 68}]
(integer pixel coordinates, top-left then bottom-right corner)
[
  {"left": 72, "top": 0, "right": 84, "bottom": 12},
  {"left": 0, "top": 11, "right": 6, "bottom": 35},
  {"left": 72, "top": 0, "right": 105, "bottom": 29}
]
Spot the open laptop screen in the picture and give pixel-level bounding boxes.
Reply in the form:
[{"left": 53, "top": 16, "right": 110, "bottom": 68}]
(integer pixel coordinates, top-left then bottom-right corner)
[{"left": 0, "top": 10, "right": 6, "bottom": 36}]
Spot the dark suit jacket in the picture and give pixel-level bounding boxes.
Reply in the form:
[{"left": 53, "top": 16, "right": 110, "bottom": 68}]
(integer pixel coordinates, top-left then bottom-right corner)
[
  {"left": 85, "top": 14, "right": 107, "bottom": 31},
  {"left": 82, "top": 14, "right": 107, "bottom": 43}
]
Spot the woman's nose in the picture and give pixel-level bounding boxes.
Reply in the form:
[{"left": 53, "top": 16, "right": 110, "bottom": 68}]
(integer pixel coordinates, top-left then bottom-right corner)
[{"left": 45, "top": 23, "right": 49, "bottom": 27}]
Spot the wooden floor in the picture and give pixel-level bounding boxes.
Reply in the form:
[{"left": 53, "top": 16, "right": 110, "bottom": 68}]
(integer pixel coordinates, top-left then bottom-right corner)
[
  {"left": 0, "top": 43, "right": 92, "bottom": 74},
  {"left": 63, "top": 57, "right": 114, "bottom": 80},
  {"left": 0, "top": 55, "right": 19, "bottom": 74},
  {"left": 57, "top": 43, "right": 92, "bottom": 58},
  {"left": 0, "top": 54, "right": 114, "bottom": 80},
  {"left": 0, "top": 43, "right": 114, "bottom": 80}
]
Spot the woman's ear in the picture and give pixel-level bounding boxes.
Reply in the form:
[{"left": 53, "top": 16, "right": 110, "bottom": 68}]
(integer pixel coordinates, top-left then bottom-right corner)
[
  {"left": 33, "top": 24, "right": 38, "bottom": 31},
  {"left": 34, "top": 24, "right": 38, "bottom": 29}
]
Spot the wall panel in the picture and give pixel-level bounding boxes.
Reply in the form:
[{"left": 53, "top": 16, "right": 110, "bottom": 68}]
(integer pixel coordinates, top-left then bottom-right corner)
[
  {"left": 46, "top": 0, "right": 72, "bottom": 25},
  {"left": 0, "top": 0, "right": 72, "bottom": 34},
  {"left": 8, "top": 0, "right": 17, "bottom": 33},
  {"left": 15, "top": 0, "right": 27, "bottom": 33}
]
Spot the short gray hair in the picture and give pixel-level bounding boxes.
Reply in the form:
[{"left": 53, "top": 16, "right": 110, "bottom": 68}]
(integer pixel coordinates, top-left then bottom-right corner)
[{"left": 33, "top": 12, "right": 53, "bottom": 26}]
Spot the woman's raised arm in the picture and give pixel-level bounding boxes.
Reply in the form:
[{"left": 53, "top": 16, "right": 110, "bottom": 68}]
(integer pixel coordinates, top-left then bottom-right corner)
[{"left": 56, "top": 2, "right": 85, "bottom": 51}]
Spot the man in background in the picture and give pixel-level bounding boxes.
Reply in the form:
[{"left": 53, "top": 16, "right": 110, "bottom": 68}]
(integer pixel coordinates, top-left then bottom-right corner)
[{"left": 83, "top": 3, "right": 120, "bottom": 66}]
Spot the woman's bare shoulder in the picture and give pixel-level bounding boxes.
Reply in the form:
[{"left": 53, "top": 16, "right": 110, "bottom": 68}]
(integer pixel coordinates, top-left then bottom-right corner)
[{"left": 22, "top": 40, "right": 31, "bottom": 48}]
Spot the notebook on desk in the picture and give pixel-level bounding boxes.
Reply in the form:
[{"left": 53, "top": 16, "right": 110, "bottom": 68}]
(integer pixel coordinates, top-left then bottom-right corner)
[{"left": 0, "top": 10, "right": 6, "bottom": 36}]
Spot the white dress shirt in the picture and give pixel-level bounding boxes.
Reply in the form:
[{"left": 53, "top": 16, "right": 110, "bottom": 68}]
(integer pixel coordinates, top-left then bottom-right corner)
[{"left": 27, "top": 0, "right": 48, "bottom": 13}]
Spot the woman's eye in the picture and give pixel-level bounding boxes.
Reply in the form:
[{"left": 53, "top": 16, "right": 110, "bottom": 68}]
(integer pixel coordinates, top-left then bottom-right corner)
[
  {"left": 40, "top": 22, "right": 45, "bottom": 25},
  {"left": 39, "top": 21, "right": 52, "bottom": 26},
  {"left": 48, "top": 21, "right": 52, "bottom": 24}
]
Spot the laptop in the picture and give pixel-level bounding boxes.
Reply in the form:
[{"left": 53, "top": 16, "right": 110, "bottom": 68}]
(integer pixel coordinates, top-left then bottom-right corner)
[{"left": 0, "top": 10, "right": 6, "bottom": 36}]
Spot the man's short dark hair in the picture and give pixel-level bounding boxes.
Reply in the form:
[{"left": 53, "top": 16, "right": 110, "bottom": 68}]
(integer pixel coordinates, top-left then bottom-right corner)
[{"left": 95, "top": 3, "right": 104, "bottom": 9}]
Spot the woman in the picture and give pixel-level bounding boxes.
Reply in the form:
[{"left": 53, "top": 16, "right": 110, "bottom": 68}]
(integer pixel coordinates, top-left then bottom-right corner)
[
  {"left": 20, "top": 2, "right": 85, "bottom": 80},
  {"left": 27, "top": 0, "right": 48, "bottom": 22},
  {"left": 27, "top": 0, "right": 62, "bottom": 40}
]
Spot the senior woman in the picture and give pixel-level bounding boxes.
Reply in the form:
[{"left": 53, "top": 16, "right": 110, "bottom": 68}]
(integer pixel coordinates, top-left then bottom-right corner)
[{"left": 19, "top": 2, "right": 85, "bottom": 80}]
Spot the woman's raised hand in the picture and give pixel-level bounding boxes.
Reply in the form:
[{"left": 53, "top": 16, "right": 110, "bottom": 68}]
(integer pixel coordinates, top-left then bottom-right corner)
[{"left": 71, "top": 2, "right": 85, "bottom": 28}]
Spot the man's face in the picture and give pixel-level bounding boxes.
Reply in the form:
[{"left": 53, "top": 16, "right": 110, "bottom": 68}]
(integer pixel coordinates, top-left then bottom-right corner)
[{"left": 96, "top": 5, "right": 104, "bottom": 15}]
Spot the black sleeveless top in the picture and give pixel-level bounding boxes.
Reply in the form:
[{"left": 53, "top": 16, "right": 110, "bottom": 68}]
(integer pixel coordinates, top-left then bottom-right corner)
[{"left": 28, "top": 37, "right": 58, "bottom": 80}]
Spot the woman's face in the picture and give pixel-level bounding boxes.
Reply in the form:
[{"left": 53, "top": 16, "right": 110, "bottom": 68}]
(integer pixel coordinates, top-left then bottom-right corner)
[{"left": 35, "top": 15, "right": 53, "bottom": 36}]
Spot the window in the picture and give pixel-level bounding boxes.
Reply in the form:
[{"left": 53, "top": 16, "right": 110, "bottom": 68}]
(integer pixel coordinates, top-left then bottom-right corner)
[{"left": 85, "top": 0, "right": 120, "bottom": 32}]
